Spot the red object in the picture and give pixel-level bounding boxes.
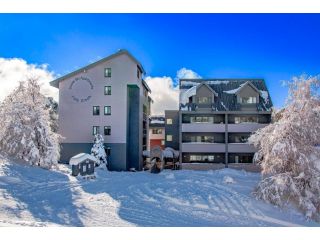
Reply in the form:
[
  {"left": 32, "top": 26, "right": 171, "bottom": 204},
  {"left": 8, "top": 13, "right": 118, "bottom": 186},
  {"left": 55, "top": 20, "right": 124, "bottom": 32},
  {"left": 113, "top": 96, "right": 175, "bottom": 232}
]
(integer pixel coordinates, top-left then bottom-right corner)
[{"left": 150, "top": 139, "right": 164, "bottom": 149}]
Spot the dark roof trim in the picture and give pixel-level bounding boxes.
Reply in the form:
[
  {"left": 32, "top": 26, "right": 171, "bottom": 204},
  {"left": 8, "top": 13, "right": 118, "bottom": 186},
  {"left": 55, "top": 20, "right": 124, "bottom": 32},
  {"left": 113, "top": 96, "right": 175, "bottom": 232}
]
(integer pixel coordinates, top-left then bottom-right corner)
[
  {"left": 50, "top": 49, "right": 146, "bottom": 88},
  {"left": 142, "top": 79, "right": 151, "bottom": 93}
]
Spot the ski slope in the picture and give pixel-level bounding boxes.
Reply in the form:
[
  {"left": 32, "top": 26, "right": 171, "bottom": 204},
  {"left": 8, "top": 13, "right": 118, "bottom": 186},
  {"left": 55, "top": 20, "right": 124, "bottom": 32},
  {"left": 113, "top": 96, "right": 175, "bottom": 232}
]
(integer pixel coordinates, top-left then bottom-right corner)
[{"left": 0, "top": 156, "right": 318, "bottom": 227}]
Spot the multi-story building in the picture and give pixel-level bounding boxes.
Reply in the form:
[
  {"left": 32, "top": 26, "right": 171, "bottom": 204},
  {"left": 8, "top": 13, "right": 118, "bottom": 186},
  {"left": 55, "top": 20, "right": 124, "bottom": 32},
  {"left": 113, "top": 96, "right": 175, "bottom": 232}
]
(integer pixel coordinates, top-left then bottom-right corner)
[
  {"left": 50, "top": 49, "right": 152, "bottom": 171},
  {"left": 148, "top": 116, "right": 165, "bottom": 150},
  {"left": 165, "top": 79, "right": 273, "bottom": 170}
]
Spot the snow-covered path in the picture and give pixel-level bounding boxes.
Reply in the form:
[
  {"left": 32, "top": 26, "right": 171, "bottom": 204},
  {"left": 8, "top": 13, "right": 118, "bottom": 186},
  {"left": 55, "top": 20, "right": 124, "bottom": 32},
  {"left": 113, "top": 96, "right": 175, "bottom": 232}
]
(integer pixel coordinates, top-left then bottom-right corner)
[{"left": 0, "top": 157, "right": 318, "bottom": 227}]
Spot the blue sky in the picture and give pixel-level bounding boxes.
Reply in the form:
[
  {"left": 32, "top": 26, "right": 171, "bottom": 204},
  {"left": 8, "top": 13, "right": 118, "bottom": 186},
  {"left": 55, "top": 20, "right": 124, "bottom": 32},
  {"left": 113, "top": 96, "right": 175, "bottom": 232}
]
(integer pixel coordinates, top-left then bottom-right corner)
[{"left": 0, "top": 14, "right": 320, "bottom": 108}]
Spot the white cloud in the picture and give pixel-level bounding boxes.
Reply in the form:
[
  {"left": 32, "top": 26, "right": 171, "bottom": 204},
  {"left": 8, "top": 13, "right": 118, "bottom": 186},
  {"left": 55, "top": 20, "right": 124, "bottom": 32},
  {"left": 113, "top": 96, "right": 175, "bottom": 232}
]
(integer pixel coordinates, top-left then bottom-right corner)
[
  {"left": 0, "top": 58, "right": 58, "bottom": 102},
  {"left": 175, "top": 67, "right": 201, "bottom": 81},
  {"left": 145, "top": 68, "right": 201, "bottom": 115}
]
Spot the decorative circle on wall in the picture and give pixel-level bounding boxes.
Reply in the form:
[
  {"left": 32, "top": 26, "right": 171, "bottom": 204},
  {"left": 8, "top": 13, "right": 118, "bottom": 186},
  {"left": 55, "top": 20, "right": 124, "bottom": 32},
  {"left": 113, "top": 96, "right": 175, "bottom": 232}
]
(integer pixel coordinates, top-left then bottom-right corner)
[{"left": 69, "top": 76, "right": 94, "bottom": 103}]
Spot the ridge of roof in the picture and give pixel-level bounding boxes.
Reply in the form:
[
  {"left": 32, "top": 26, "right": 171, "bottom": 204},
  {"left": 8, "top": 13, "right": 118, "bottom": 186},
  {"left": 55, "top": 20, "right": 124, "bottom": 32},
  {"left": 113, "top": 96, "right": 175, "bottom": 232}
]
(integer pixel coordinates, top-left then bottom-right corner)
[{"left": 50, "top": 49, "right": 145, "bottom": 88}]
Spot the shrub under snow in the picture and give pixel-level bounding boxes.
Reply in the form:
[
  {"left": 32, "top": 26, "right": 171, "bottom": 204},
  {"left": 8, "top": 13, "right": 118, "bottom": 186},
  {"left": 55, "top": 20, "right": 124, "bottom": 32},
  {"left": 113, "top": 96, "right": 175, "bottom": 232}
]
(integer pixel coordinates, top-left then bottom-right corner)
[
  {"left": 249, "top": 75, "right": 320, "bottom": 220},
  {"left": 0, "top": 78, "right": 60, "bottom": 169}
]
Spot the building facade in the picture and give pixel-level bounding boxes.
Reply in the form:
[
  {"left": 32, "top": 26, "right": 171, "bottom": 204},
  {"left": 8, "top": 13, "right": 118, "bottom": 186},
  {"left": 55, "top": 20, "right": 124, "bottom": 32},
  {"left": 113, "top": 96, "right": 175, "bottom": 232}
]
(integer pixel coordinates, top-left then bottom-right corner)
[
  {"left": 50, "top": 49, "right": 151, "bottom": 171},
  {"left": 165, "top": 79, "right": 273, "bottom": 169},
  {"left": 148, "top": 116, "right": 165, "bottom": 150}
]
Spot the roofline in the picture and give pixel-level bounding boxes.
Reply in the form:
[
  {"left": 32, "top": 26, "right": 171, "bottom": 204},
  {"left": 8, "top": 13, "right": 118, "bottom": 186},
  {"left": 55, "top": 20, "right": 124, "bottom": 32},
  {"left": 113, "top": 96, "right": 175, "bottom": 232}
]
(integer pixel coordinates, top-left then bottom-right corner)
[
  {"left": 197, "top": 82, "right": 218, "bottom": 96},
  {"left": 180, "top": 78, "right": 265, "bottom": 81},
  {"left": 142, "top": 79, "right": 151, "bottom": 93},
  {"left": 50, "top": 49, "right": 146, "bottom": 88},
  {"left": 235, "top": 81, "right": 261, "bottom": 95}
]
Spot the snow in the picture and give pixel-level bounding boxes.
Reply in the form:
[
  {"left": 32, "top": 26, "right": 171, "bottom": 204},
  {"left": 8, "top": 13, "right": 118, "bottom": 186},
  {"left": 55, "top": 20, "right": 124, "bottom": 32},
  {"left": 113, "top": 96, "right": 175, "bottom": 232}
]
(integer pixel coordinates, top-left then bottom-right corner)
[
  {"left": 223, "top": 176, "right": 235, "bottom": 184},
  {"left": 0, "top": 155, "right": 318, "bottom": 227},
  {"left": 260, "top": 90, "right": 269, "bottom": 103},
  {"left": 69, "top": 153, "right": 98, "bottom": 165},
  {"left": 223, "top": 84, "right": 244, "bottom": 94},
  {"left": 180, "top": 81, "right": 200, "bottom": 87},
  {"left": 150, "top": 119, "right": 165, "bottom": 124},
  {"left": 180, "top": 85, "right": 197, "bottom": 104},
  {"left": 206, "top": 80, "right": 229, "bottom": 85}
]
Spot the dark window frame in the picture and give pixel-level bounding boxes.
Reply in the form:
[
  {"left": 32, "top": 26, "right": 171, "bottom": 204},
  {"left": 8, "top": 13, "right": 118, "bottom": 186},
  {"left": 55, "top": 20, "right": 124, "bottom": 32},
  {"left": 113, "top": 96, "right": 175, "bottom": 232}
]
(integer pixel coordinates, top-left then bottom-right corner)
[
  {"left": 104, "top": 86, "right": 111, "bottom": 95},
  {"left": 104, "top": 126, "right": 111, "bottom": 135},
  {"left": 104, "top": 106, "right": 111, "bottom": 115},
  {"left": 93, "top": 106, "right": 100, "bottom": 115},
  {"left": 92, "top": 126, "right": 100, "bottom": 135},
  {"left": 104, "top": 68, "right": 111, "bottom": 78}
]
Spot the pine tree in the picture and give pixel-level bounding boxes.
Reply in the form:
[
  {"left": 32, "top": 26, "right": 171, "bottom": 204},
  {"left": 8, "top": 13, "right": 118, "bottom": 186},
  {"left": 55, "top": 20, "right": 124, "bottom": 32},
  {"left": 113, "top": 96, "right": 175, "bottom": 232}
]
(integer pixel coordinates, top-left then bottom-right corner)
[
  {"left": 249, "top": 75, "right": 320, "bottom": 220},
  {"left": 91, "top": 134, "right": 107, "bottom": 167},
  {"left": 0, "top": 77, "right": 60, "bottom": 169}
]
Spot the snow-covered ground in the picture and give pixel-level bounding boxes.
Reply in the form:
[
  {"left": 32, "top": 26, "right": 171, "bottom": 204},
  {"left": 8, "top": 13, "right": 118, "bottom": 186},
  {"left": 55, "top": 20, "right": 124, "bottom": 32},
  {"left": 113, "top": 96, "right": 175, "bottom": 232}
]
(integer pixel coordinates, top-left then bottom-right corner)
[{"left": 0, "top": 156, "right": 318, "bottom": 227}]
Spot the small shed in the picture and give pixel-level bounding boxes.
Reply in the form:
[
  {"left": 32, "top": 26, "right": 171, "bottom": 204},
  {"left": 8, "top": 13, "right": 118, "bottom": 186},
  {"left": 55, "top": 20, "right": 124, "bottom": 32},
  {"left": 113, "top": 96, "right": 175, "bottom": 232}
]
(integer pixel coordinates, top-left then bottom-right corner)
[{"left": 69, "top": 153, "right": 99, "bottom": 177}]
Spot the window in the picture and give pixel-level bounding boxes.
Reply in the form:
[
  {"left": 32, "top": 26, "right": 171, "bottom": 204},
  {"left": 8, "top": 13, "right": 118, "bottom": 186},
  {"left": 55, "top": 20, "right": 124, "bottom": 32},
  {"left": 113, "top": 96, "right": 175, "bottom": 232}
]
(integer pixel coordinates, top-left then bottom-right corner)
[
  {"left": 104, "top": 126, "right": 111, "bottom": 135},
  {"left": 93, "top": 126, "right": 100, "bottom": 135},
  {"left": 198, "top": 97, "right": 211, "bottom": 104},
  {"left": 190, "top": 155, "right": 215, "bottom": 162},
  {"left": 190, "top": 116, "right": 214, "bottom": 123},
  {"left": 234, "top": 135, "right": 248, "bottom": 143},
  {"left": 234, "top": 116, "right": 258, "bottom": 124},
  {"left": 189, "top": 135, "right": 214, "bottom": 143},
  {"left": 166, "top": 119, "right": 173, "bottom": 125},
  {"left": 152, "top": 129, "right": 163, "bottom": 134},
  {"left": 166, "top": 135, "right": 173, "bottom": 141},
  {"left": 104, "top": 86, "right": 111, "bottom": 95},
  {"left": 235, "top": 156, "right": 239, "bottom": 164},
  {"left": 104, "top": 106, "right": 111, "bottom": 115},
  {"left": 93, "top": 106, "right": 100, "bottom": 115},
  {"left": 239, "top": 96, "right": 256, "bottom": 104},
  {"left": 104, "top": 68, "right": 111, "bottom": 77}
]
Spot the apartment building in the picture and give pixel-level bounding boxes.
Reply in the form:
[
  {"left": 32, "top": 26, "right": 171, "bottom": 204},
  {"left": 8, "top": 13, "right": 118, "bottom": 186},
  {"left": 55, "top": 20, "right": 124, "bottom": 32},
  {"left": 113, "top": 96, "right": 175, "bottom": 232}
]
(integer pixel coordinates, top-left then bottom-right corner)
[
  {"left": 165, "top": 79, "right": 273, "bottom": 169},
  {"left": 50, "top": 49, "right": 151, "bottom": 171},
  {"left": 148, "top": 116, "right": 165, "bottom": 150}
]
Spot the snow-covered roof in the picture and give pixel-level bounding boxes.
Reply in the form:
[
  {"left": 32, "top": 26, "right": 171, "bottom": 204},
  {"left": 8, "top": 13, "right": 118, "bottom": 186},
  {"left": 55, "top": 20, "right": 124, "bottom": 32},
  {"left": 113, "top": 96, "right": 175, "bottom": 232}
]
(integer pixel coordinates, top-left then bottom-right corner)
[{"left": 69, "top": 153, "right": 99, "bottom": 165}]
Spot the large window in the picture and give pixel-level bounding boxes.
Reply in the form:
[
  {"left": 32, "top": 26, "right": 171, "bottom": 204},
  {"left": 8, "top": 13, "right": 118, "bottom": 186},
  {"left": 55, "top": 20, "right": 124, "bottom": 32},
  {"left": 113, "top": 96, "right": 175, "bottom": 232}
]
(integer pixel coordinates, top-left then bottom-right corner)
[
  {"left": 104, "top": 126, "right": 111, "bottom": 135},
  {"left": 104, "top": 86, "right": 111, "bottom": 95},
  {"left": 104, "top": 68, "right": 111, "bottom": 77},
  {"left": 152, "top": 128, "right": 163, "bottom": 134},
  {"left": 234, "top": 116, "right": 258, "bottom": 124},
  {"left": 239, "top": 96, "right": 257, "bottom": 104},
  {"left": 166, "top": 135, "right": 173, "bottom": 141},
  {"left": 190, "top": 155, "right": 215, "bottom": 162},
  {"left": 93, "top": 106, "right": 100, "bottom": 115},
  {"left": 189, "top": 135, "right": 214, "bottom": 143},
  {"left": 104, "top": 106, "right": 111, "bottom": 115},
  {"left": 92, "top": 126, "right": 100, "bottom": 135},
  {"left": 234, "top": 135, "right": 249, "bottom": 143},
  {"left": 198, "top": 97, "right": 211, "bottom": 104},
  {"left": 166, "top": 118, "right": 173, "bottom": 125},
  {"left": 190, "top": 116, "right": 214, "bottom": 123}
]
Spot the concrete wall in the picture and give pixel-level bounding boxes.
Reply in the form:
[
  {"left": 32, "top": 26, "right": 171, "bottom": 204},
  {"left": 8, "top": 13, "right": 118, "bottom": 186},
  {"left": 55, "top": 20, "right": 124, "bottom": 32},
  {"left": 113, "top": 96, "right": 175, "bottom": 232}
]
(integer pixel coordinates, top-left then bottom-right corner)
[
  {"left": 181, "top": 143, "right": 226, "bottom": 153},
  {"left": 57, "top": 53, "right": 148, "bottom": 170},
  {"left": 58, "top": 53, "right": 142, "bottom": 144},
  {"left": 165, "top": 110, "right": 180, "bottom": 150}
]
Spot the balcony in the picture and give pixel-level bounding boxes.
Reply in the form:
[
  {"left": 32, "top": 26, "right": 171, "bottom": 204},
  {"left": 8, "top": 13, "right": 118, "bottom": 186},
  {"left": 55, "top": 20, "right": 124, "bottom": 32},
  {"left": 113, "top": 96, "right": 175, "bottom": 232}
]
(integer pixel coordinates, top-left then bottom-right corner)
[
  {"left": 228, "top": 123, "right": 268, "bottom": 133},
  {"left": 182, "top": 123, "right": 226, "bottom": 132},
  {"left": 228, "top": 143, "right": 256, "bottom": 153},
  {"left": 181, "top": 143, "right": 226, "bottom": 153}
]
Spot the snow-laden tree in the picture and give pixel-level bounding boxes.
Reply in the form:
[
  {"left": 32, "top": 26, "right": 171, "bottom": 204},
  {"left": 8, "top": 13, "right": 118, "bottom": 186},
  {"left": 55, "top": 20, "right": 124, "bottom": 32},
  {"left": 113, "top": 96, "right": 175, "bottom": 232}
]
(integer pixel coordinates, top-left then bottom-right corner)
[
  {"left": 0, "top": 77, "right": 60, "bottom": 169},
  {"left": 45, "top": 97, "right": 58, "bottom": 133},
  {"left": 249, "top": 75, "right": 320, "bottom": 220},
  {"left": 91, "top": 134, "right": 107, "bottom": 167}
]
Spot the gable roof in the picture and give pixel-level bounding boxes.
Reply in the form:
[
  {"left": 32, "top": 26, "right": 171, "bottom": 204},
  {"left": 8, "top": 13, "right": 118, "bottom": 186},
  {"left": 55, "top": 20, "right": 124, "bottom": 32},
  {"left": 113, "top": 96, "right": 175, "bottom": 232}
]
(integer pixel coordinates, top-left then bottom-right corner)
[
  {"left": 232, "top": 81, "right": 260, "bottom": 95},
  {"left": 50, "top": 49, "right": 146, "bottom": 88},
  {"left": 180, "top": 78, "right": 273, "bottom": 111},
  {"left": 197, "top": 82, "right": 218, "bottom": 96}
]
